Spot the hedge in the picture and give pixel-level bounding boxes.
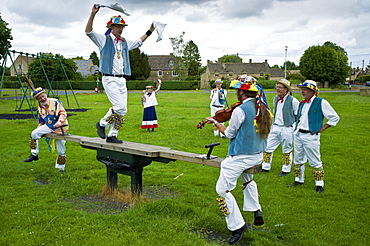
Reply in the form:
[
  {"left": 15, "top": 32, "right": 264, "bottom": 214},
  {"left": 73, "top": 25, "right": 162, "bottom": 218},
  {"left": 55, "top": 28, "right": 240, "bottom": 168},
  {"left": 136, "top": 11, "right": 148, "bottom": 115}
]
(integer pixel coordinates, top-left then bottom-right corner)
[
  {"left": 1, "top": 78, "right": 200, "bottom": 90},
  {"left": 210, "top": 79, "right": 276, "bottom": 90}
]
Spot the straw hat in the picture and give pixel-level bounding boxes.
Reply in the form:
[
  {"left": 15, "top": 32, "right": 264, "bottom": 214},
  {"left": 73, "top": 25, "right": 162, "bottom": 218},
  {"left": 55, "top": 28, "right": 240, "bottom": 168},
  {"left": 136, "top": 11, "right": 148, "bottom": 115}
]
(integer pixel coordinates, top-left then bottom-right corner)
[
  {"left": 31, "top": 87, "right": 45, "bottom": 99},
  {"left": 298, "top": 80, "right": 319, "bottom": 91},
  {"left": 276, "top": 79, "right": 292, "bottom": 92}
]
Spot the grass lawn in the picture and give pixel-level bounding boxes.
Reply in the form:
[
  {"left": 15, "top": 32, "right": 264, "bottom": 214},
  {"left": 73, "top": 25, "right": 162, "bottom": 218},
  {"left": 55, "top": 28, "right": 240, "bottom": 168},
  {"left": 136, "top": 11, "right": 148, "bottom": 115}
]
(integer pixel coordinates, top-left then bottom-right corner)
[{"left": 0, "top": 89, "right": 369, "bottom": 246}]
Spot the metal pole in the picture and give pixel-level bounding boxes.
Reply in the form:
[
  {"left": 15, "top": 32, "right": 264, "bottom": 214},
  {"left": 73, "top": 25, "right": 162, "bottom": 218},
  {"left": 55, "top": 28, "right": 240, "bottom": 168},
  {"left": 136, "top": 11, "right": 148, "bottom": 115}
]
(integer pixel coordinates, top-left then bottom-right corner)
[{"left": 284, "top": 46, "right": 288, "bottom": 79}]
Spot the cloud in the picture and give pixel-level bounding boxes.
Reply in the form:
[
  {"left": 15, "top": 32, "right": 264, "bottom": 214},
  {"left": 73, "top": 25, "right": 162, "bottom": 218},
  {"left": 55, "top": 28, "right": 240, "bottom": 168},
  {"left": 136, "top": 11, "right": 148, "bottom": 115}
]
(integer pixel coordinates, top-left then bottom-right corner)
[{"left": 1, "top": 0, "right": 370, "bottom": 68}]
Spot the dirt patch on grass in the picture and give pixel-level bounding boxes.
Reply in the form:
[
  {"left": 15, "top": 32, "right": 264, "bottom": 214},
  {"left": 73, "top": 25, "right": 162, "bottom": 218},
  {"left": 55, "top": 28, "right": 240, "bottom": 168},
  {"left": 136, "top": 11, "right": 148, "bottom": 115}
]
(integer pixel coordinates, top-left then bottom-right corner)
[{"left": 64, "top": 185, "right": 176, "bottom": 215}]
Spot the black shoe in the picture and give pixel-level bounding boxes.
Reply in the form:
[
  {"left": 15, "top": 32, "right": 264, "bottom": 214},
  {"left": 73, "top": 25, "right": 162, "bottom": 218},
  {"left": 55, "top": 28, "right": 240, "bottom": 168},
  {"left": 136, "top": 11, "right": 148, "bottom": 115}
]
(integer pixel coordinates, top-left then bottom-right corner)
[
  {"left": 288, "top": 181, "right": 304, "bottom": 187},
  {"left": 24, "top": 155, "right": 38, "bottom": 162},
  {"left": 96, "top": 122, "right": 106, "bottom": 139},
  {"left": 229, "top": 223, "right": 248, "bottom": 245},
  {"left": 106, "top": 136, "right": 123, "bottom": 143},
  {"left": 262, "top": 169, "right": 270, "bottom": 172},
  {"left": 316, "top": 186, "right": 324, "bottom": 193},
  {"left": 254, "top": 210, "right": 264, "bottom": 226},
  {"left": 279, "top": 172, "right": 289, "bottom": 177}
]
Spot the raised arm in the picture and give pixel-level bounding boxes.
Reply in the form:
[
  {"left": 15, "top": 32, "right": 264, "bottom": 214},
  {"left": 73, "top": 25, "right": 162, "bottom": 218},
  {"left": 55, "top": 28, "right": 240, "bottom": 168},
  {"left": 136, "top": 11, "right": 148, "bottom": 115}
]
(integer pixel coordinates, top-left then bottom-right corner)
[
  {"left": 155, "top": 79, "right": 162, "bottom": 93},
  {"left": 140, "top": 23, "right": 155, "bottom": 42},
  {"left": 85, "top": 4, "right": 100, "bottom": 33}
]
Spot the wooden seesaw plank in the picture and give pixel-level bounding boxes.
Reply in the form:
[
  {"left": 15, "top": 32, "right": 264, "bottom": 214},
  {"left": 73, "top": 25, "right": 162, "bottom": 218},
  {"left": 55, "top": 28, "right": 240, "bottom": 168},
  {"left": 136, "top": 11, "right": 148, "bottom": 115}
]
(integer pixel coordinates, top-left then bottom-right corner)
[
  {"left": 43, "top": 133, "right": 223, "bottom": 166},
  {"left": 43, "top": 133, "right": 261, "bottom": 173}
]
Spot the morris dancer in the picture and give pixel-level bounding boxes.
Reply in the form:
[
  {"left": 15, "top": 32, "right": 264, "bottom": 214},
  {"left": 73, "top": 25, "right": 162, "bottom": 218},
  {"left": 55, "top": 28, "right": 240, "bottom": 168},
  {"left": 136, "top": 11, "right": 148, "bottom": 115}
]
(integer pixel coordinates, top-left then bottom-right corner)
[
  {"left": 205, "top": 77, "right": 272, "bottom": 244},
  {"left": 288, "top": 80, "right": 339, "bottom": 193},
  {"left": 85, "top": 4, "right": 155, "bottom": 143},
  {"left": 210, "top": 79, "right": 227, "bottom": 137},
  {"left": 262, "top": 79, "right": 299, "bottom": 176},
  {"left": 141, "top": 79, "right": 162, "bottom": 132},
  {"left": 23, "top": 88, "right": 69, "bottom": 173}
]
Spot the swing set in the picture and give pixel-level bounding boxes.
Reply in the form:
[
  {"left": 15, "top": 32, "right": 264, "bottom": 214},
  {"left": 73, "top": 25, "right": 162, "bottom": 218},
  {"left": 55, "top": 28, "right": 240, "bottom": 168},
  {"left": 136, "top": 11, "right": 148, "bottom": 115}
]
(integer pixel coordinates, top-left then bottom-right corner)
[{"left": 0, "top": 49, "right": 80, "bottom": 118}]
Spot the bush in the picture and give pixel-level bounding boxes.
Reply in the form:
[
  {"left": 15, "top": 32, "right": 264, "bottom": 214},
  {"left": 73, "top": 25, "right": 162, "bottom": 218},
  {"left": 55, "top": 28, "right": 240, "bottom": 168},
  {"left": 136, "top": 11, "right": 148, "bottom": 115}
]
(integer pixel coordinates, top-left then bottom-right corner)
[
  {"left": 358, "top": 75, "right": 370, "bottom": 84},
  {"left": 1, "top": 77, "right": 201, "bottom": 90},
  {"left": 287, "top": 73, "right": 306, "bottom": 83},
  {"left": 256, "top": 80, "right": 276, "bottom": 89}
]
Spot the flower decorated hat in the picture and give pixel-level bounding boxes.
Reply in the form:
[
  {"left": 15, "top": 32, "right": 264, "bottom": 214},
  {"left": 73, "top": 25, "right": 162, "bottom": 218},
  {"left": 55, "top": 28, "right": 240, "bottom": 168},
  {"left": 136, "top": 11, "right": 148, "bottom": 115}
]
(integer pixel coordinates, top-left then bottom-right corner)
[
  {"left": 230, "top": 75, "right": 259, "bottom": 91},
  {"left": 298, "top": 80, "right": 319, "bottom": 91},
  {"left": 106, "top": 16, "right": 128, "bottom": 27}
]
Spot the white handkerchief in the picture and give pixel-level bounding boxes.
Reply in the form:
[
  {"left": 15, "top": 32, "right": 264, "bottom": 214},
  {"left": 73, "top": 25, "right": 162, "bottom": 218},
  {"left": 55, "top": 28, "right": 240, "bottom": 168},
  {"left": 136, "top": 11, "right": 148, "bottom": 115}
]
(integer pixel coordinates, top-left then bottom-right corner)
[
  {"left": 153, "top": 21, "right": 167, "bottom": 42},
  {"left": 96, "top": 3, "right": 131, "bottom": 16}
]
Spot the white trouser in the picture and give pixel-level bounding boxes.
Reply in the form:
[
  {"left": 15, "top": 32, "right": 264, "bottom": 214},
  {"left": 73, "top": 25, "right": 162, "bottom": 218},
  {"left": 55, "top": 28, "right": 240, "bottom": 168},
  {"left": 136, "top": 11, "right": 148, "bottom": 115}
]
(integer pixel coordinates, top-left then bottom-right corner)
[
  {"left": 31, "top": 125, "right": 66, "bottom": 157},
  {"left": 101, "top": 76, "right": 127, "bottom": 137},
  {"left": 211, "top": 106, "right": 225, "bottom": 137},
  {"left": 262, "top": 124, "right": 294, "bottom": 172},
  {"left": 293, "top": 131, "right": 323, "bottom": 186},
  {"left": 216, "top": 153, "right": 262, "bottom": 231}
]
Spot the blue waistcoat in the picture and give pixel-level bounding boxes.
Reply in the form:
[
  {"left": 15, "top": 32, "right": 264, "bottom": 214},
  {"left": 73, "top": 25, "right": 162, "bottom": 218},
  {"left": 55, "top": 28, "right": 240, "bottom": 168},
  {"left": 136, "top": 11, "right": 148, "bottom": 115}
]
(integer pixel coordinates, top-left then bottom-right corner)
[
  {"left": 273, "top": 94, "right": 296, "bottom": 126},
  {"left": 228, "top": 100, "right": 266, "bottom": 156},
  {"left": 297, "top": 97, "right": 324, "bottom": 133},
  {"left": 100, "top": 35, "right": 131, "bottom": 75}
]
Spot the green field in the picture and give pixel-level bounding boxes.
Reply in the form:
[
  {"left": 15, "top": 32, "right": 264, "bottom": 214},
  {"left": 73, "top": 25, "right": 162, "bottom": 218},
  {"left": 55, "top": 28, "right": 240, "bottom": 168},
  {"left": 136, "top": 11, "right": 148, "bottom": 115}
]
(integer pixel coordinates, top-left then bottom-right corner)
[{"left": 0, "top": 89, "right": 369, "bottom": 245}]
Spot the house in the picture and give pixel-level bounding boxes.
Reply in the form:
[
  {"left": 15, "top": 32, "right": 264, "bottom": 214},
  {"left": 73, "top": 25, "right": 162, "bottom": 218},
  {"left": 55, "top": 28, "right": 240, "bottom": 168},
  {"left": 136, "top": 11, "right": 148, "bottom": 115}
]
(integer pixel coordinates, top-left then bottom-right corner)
[
  {"left": 73, "top": 59, "right": 99, "bottom": 78},
  {"left": 200, "top": 59, "right": 284, "bottom": 88},
  {"left": 10, "top": 55, "right": 35, "bottom": 76},
  {"left": 147, "top": 54, "right": 188, "bottom": 81}
]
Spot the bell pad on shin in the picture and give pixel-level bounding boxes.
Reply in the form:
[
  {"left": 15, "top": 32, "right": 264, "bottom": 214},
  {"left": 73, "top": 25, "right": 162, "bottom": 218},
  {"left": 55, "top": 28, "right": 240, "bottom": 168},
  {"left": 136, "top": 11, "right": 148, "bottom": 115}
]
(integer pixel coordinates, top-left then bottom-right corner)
[{"left": 216, "top": 196, "right": 229, "bottom": 216}]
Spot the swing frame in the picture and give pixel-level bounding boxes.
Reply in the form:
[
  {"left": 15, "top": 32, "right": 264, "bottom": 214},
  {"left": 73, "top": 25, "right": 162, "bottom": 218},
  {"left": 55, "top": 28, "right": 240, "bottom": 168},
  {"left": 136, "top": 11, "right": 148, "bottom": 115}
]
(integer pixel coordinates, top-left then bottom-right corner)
[{"left": 1, "top": 50, "right": 80, "bottom": 118}]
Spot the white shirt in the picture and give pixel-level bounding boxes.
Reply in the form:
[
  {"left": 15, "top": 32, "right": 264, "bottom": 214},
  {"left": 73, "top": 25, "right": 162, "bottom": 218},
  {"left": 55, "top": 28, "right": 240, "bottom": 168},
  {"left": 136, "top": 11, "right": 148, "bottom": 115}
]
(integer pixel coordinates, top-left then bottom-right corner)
[
  {"left": 210, "top": 88, "right": 227, "bottom": 107},
  {"left": 274, "top": 94, "right": 299, "bottom": 126},
  {"left": 297, "top": 95, "right": 340, "bottom": 130},
  {"left": 224, "top": 98, "right": 254, "bottom": 139},
  {"left": 86, "top": 30, "right": 143, "bottom": 75}
]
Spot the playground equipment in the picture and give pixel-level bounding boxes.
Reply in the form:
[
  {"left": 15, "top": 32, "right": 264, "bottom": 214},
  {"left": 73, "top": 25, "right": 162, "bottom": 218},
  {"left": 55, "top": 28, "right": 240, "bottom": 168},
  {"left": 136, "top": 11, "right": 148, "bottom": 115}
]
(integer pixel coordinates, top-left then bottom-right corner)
[
  {"left": 44, "top": 133, "right": 262, "bottom": 196},
  {"left": 0, "top": 50, "right": 80, "bottom": 118}
]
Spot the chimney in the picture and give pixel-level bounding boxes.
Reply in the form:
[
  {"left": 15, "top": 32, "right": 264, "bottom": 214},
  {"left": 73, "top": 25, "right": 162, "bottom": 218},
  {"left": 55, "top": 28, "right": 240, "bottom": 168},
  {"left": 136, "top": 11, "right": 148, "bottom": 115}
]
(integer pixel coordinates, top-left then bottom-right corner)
[
  {"left": 249, "top": 59, "right": 252, "bottom": 63},
  {"left": 265, "top": 59, "right": 268, "bottom": 63}
]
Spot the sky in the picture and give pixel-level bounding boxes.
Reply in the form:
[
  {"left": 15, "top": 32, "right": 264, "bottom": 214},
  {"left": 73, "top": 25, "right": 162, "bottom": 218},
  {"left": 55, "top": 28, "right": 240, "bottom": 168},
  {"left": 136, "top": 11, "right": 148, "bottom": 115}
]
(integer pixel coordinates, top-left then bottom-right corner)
[{"left": 1, "top": 0, "right": 370, "bottom": 68}]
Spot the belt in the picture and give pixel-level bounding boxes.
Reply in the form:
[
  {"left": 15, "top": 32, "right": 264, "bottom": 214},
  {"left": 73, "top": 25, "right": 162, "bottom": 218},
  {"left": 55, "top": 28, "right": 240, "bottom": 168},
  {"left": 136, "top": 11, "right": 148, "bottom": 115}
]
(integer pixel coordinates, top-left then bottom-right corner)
[
  {"left": 212, "top": 105, "right": 224, "bottom": 108},
  {"left": 102, "top": 73, "right": 125, "bottom": 77},
  {"left": 299, "top": 129, "right": 311, "bottom": 133}
]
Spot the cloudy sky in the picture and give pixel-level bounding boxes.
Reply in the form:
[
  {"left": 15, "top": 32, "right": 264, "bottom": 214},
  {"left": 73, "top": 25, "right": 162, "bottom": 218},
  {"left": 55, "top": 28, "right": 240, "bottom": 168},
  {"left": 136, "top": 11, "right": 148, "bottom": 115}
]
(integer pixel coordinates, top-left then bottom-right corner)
[{"left": 1, "top": 0, "right": 370, "bottom": 68}]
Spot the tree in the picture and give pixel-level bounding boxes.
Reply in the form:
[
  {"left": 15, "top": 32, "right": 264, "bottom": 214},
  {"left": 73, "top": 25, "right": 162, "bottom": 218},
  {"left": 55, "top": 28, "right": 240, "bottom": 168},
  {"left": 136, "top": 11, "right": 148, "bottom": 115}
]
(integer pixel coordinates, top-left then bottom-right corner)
[
  {"left": 0, "top": 14, "right": 13, "bottom": 60},
  {"left": 183, "top": 40, "right": 201, "bottom": 76},
  {"left": 128, "top": 48, "right": 150, "bottom": 80},
  {"left": 169, "top": 32, "right": 187, "bottom": 80},
  {"left": 28, "top": 53, "right": 79, "bottom": 86},
  {"left": 217, "top": 54, "right": 242, "bottom": 63},
  {"left": 89, "top": 51, "right": 99, "bottom": 67},
  {"left": 323, "top": 41, "right": 348, "bottom": 56},
  {"left": 299, "top": 42, "right": 350, "bottom": 85},
  {"left": 281, "top": 61, "right": 298, "bottom": 70},
  {"left": 70, "top": 56, "right": 84, "bottom": 60}
]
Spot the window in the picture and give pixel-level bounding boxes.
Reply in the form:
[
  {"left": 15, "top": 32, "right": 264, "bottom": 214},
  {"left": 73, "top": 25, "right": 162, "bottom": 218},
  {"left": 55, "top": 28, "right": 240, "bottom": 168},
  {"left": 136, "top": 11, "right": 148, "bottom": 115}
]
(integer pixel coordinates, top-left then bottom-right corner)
[
  {"left": 215, "top": 73, "right": 219, "bottom": 77},
  {"left": 169, "top": 60, "right": 174, "bottom": 66},
  {"left": 18, "top": 64, "right": 22, "bottom": 70},
  {"left": 229, "top": 73, "right": 233, "bottom": 77},
  {"left": 260, "top": 73, "right": 264, "bottom": 77},
  {"left": 158, "top": 71, "right": 163, "bottom": 77},
  {"left": 172, "top": 70, "right": 178, "bottom": 77}
]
